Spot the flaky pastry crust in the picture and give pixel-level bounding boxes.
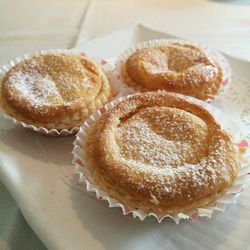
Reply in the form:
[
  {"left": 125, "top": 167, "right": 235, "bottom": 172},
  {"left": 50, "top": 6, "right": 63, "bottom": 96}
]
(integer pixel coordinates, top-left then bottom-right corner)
[
  {"left": 121, "top": 44, "right": 223, "bottom": 100},
  {"left": 0, "top": 53, "right": 112, "bottom": 130},
  {"left": 86, "top": 92, "right": 240, "bottom": 216}
]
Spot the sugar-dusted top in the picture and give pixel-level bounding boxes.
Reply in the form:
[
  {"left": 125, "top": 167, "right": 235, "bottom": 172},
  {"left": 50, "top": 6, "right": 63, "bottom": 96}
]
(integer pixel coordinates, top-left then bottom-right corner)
[
  {"left": 3, "top": 53, "right": 102, "bottom": 109},
  {"left": 116, "top": 106, "right": 227, "bottom": 198},
  {"left": 87, "top": 92, "right": 240, "bottom": 214}
]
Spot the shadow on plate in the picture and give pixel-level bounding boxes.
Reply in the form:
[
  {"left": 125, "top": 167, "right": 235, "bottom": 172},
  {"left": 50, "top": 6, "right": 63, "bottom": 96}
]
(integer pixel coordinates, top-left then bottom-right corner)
[
  {"left": 69, "top": 181, "right": 241, "bottom": 250},
  {"left": 0, "top": 118, "right": 75, "bottom": 166}
]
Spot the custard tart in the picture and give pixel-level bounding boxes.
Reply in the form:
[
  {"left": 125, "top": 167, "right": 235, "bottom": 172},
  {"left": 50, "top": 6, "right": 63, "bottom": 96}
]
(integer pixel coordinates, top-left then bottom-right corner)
[
  {"left": 121, "top": 43, "right": 223, "bottom": 100},
  {"left": 0, "top": 53, "right": 111, "bottom": 130},
  {"left": 85, "top": 91, "right": 240, "bottom": 215}
]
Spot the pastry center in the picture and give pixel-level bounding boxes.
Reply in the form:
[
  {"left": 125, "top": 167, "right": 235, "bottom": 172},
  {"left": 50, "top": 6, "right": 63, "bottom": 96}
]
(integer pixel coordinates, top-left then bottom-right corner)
[
  {"left": 167, "top": 46, "right": 198, "bottom": 72},
  {"left": 116, "top": 107, "right": 210, "bottom": 168}
]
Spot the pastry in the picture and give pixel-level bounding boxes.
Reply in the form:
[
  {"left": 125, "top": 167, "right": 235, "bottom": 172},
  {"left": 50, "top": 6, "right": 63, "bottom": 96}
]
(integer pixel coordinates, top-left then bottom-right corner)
[
  {"left": 121, "top": 43, "right": 223, "bottom": 100},
  {"left": 0, "top": 53, "right": 111, "bottom": 130},
  {"left": 85, "top": 91, "right": 240, "bottom": 216}
]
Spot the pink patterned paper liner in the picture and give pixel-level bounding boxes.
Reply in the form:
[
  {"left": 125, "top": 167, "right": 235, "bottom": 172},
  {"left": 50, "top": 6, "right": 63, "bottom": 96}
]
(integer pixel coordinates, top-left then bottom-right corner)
[
  {"left": 111, "top": 39, "right": 231, "bottom": 101},
  {"left": 0, "top": 49, "right": 96, "bottom": 136},
  {"left": 72, "top": 93, "right": 250, "bottom": 224}
]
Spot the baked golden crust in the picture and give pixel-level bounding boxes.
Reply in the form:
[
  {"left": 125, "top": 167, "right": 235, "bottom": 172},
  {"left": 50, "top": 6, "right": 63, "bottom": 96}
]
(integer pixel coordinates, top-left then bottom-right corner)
[
  {"left": 121, "top": 44, "right": 223, "bottom": 100},
  {"left": 85, "top": 92, "right": 240, "bottom": 216},
  {"left": 0, "top": 53, "right": 111, "bottom": 130}
]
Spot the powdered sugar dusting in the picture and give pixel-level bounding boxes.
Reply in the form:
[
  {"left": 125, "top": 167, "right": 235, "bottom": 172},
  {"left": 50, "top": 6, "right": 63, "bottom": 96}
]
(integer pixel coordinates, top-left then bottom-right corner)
[
  {"left": 9, "top": 71, "right": 62, "bottom": 106},
  {"left": 115, "top": 105, "right": 232, "bottom": 199},
  {"left": 4, "top": 54, "right": 102, "bottom": 109}
]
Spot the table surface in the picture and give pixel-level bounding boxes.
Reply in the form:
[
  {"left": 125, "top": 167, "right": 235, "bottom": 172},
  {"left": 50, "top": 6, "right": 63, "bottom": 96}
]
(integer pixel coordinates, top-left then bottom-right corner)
[{"left": 1, "top": 0, "right": 250, "bottom": 249}]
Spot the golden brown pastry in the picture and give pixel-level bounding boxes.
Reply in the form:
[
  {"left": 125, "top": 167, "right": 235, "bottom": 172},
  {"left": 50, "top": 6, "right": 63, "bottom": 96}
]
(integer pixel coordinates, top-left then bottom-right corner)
[
  {"left": 0, "top": 53, "right": 111, "bottom": 130},
  {"left": 85, "top": 91, "right": 240, "bottom": 216},
  {"left": 121, "top": 43, "right": 223, "bottom": 100}
]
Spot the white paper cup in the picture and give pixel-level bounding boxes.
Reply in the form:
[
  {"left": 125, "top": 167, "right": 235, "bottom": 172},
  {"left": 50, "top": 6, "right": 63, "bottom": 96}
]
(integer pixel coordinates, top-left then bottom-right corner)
[{"left": 72, "top": 92, "right": 250, "bottom": 224}]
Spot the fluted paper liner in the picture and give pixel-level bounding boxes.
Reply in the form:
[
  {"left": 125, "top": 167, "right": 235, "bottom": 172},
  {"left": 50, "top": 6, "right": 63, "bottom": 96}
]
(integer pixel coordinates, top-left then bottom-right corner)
[
  {"left": 0, "top": 49, "right": 99, "bottom": 136},
  {"left": 72, "top": 93, "right": 250, "bottom": 223},
  {"left": 110, "top": 39, "right": 231, "bottom": 101}
]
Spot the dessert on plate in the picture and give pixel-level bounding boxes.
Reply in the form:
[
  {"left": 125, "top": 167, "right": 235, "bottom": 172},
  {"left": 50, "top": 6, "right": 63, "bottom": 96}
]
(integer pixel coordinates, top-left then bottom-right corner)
[
  {"left": 121, "top": 43, "right": 223, "bottom": 100},
  {"left": 85, "top": 91, "right": 240, "bottom": 216},
  {"left": 0, "top": 53, "right": 112, "bottom": 131}
]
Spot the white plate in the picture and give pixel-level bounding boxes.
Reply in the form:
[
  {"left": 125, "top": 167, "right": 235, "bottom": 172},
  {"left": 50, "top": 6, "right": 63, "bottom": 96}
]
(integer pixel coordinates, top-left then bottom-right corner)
[{"left": 0, "top": 24, "right": 250, "bottom": 250}]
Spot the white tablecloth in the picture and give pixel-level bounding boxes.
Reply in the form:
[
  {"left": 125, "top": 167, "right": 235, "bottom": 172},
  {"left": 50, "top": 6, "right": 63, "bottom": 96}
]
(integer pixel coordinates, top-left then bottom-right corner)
[{"left": 0, "top": 0, "right": 250, "bottom": 249}]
